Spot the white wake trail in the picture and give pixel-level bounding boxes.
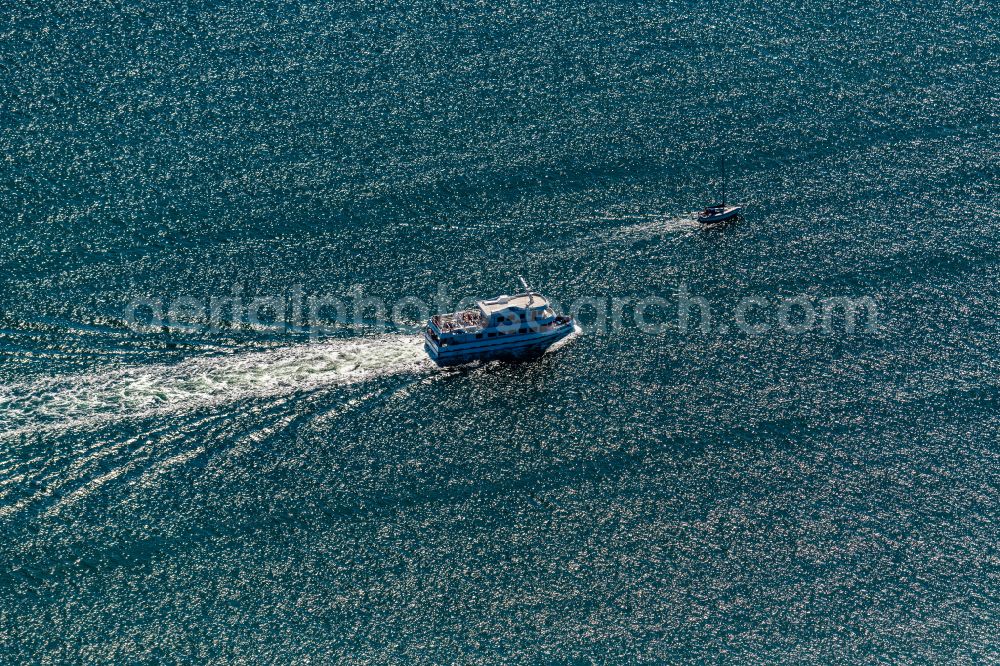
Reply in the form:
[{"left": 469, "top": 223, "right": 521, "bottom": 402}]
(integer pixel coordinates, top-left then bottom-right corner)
[
  {"left": 0, "top": 335, "right": 432, "bottom": 437},
  {"left": 606, "top": 214, "right": 702, "bottom": 240}
]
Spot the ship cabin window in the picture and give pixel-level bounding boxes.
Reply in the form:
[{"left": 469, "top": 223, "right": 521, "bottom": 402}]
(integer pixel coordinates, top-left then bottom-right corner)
[
  {"left": 476, "top": 333, "right": 483, "bottom": 339},
  {"left": 488, "top": 332, "right": 496, "bottom": 338}
]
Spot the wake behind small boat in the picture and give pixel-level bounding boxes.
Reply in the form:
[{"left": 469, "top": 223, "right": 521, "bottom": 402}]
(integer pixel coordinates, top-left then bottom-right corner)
[{"left": 424, "top": 279, "right": 576, "bottom": 366}]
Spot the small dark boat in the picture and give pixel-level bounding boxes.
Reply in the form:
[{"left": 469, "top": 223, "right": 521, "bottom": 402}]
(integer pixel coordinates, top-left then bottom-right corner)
[
  {"left": 698, "top": 204, "right": 743, "bottom": 224},
  {"left": 698, "top": 157, "right": 743, "bottom": 224}
]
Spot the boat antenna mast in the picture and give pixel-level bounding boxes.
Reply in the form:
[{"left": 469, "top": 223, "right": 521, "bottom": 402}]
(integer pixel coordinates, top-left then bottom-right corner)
[
  {"left": 519, "top": 276, "right": 534, "bottom": 307},
  {"left": 721, "top": 156, "right": 726, "bottom": 207}
]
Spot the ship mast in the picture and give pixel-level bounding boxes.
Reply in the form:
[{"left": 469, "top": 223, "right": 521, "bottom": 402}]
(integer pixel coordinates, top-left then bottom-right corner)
[
  {"left": 519, "top": 276, "right": 533, "bottom": 307},
  {"left": 722, "top": 156, "right": 726, "bottom": 207}
]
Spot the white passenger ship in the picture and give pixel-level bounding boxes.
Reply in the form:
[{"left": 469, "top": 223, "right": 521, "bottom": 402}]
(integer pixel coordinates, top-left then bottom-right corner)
[{"left": 424, "top": 280, "right": 576, "bottom": 366}]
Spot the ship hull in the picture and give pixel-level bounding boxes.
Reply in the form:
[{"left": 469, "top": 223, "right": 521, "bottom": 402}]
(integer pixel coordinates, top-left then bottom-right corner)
[
  {"left": 424, "top": 322, "right": 575, "bottom": 367},
  {"left": 697, "top": 205, "right": 743, "bottom": 224}
]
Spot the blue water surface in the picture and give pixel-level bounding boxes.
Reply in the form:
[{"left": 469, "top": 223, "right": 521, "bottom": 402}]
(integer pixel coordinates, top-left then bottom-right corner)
[{"left": 1, "top": 0, "right": 997, "bottom": 662}]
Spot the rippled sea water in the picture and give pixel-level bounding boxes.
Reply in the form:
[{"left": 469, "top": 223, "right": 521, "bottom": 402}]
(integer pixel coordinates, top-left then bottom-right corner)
[{"left": 2, "top": 0, "right": 998, "bottom": 662}]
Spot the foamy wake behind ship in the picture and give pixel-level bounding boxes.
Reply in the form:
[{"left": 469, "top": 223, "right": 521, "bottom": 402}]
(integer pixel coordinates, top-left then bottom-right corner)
[{"left": 424, "top": 280, "right": 576, "bottom": 366}]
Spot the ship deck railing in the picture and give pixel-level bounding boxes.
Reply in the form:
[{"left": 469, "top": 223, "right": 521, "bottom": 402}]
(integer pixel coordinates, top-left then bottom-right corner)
[{"left": 432, "top": 309, "right": 486, "bottom": 333}]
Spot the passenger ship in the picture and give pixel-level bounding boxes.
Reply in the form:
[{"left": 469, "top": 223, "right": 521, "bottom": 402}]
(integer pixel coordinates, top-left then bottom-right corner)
[{"left": 424, "top": 280, "right": 576, "bottom": 366}]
